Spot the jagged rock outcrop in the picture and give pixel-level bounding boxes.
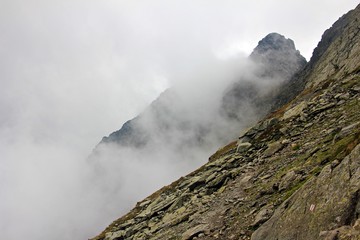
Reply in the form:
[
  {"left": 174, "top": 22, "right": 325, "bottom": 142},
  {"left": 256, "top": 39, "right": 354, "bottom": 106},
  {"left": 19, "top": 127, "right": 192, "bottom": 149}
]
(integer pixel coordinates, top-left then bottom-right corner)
[
  {"left": 250, "top": 32, "right": 306, "bottom": 80},
  {"left": 101, "top": 117, "right": 149, "bottom": 147},
  {"left": 91, "top": 4, "right": 360, "bottom": 240},
  {"left": 222, "top": 32, "right": 306, "bottom": 121}
]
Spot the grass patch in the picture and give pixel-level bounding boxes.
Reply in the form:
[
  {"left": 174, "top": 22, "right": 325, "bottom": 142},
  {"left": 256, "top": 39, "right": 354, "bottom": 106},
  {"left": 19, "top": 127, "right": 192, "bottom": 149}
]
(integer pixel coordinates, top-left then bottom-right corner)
[
  {"left": 209, "top": 140, "right": 237, "bottom": 162},
  {"left": 282, "top": 178, "right": 308, "bottom": 201}
]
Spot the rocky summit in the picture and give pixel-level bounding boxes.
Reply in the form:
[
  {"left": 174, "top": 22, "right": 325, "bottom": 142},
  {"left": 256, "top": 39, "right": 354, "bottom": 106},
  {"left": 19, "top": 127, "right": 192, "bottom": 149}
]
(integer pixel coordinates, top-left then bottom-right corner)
[
  {"left": 221, "top": 32, "right": 306, "bottom": 122},
  {"left": 91, "top": 4, "right": 360, "bottom": 240}
]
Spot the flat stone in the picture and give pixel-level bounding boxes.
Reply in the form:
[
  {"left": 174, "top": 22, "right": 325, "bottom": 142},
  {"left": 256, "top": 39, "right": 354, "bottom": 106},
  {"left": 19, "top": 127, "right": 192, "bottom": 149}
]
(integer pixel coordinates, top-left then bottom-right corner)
[
  {"left": 309, "top": 103, "right": 336, "bottom": 116},
  {"left": 263, "top": 141, "right": 283, "bottom": 157},
  {"left": 162, "top": 206, "right": 187, "bottom": 223},
  {"left": 139, "top": 194, "right": 177, "bottom": 219},
  {"left": 207, "top": 172, "right": 230, "bottom": 189},
  {"left": 182, "top": 224, "right": 210, "bottom": 240},
  {"left": 334, "top": 121, "right": 360, "bottom": 141},
  {"left": 237, "top": 142, "right": 252, "bottom": 153},
  {"left": 239, "top": 135, "right": 252, "bottom": 143},
  {"left": 252, "top": 206, "right": 274, "bottom": 226},
  {"left": 341, "top": 121, "right": 360, "bottom": 134},
  {"left": 279, "top": 170, "right": 299, "bottom": 191},
  {"left": 105, "top": 230, "right": 126, "bottom": 240},
  {"left": 259, "top": 118, "right": 279, "bottom": 130},
  {"left": 352, "top": 86, "right": 360, "bottom": 92},
  {"left": 139, "top": 200, "right": 151, "bottom": 208},
  {"left": 281, "top": 101, "right": 307, "bottom": 120},
  {"left": 188, "top": 176, "right": 206, "bottom": 191},
  {"left": 168, "top": 192, "right": 192, "bottom": 211}
]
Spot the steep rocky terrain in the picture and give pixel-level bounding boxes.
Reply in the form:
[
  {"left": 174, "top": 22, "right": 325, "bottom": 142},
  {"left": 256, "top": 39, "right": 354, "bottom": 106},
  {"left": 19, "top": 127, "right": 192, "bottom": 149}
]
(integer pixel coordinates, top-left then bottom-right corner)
[{"left": 91, "top": 4, "right": 360, "bottom": 240}]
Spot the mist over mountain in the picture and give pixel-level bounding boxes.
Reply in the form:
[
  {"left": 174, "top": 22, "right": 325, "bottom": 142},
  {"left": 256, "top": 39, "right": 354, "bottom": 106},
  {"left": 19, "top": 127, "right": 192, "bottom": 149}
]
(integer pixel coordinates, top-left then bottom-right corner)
[
  {"left": 222, "top": 33, "right": 306, "bottom": 121},
  {"left": 1, "top": 2, "right": 359, "bottom": 240},
  {"left": 98, "top": 33, "right": 306, "bottom": 149},
  {"left": 87, "top": 33, "right": 306, "bottom": 222},
  {"left": 93, "top": 4, "right": 360, "bottom": 240}
]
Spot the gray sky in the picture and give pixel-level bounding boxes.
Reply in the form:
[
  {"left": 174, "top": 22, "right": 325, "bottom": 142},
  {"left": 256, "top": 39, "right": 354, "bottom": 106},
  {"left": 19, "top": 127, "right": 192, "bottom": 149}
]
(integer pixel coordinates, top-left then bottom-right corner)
[{"left": 0, "top": 1, "right": 359, "bottom": 240}]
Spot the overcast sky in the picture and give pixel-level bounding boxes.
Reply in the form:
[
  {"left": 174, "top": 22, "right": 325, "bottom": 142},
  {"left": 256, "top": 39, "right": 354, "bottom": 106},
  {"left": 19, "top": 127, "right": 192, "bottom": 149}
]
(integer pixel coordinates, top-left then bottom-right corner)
[{"left": 0, "top": 1, "right": 359, "bottom": 240}]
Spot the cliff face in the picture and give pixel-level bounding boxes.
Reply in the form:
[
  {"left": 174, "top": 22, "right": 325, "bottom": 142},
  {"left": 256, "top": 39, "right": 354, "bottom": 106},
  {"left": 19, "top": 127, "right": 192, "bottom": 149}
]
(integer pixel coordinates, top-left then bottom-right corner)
[{"left": 92, "top": 4, "right": 360, "bottom": 240}]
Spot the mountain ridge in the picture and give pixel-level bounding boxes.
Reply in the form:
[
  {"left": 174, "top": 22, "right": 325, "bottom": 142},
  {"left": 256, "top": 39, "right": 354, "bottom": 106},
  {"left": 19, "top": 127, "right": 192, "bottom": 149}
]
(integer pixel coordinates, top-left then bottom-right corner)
[
  {"left": 96, "top": 33, "right": 306, "bottom": 151},
  {"left": 91, "top": 4, "right": 360, "bottom": 240}
]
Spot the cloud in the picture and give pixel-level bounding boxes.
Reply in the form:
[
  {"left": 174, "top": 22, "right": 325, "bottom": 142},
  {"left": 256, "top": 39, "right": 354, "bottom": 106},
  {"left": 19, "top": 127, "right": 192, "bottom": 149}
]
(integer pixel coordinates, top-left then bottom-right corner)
[
  {"left": 87, "top": 31, "right": 307, "bottom": 240},
  {"left": 0, "top": 1, "right": 358, "bottom": 239}
]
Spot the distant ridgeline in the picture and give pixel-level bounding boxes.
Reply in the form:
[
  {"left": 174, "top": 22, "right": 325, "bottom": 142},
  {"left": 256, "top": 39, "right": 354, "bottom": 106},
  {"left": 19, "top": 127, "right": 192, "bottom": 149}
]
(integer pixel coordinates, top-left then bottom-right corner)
[
  {"left": 96, "top": 32, "right": 306, "bottom": 152},
  {"left": 91, "top": 3, "right": 360, "bottom": 240}
]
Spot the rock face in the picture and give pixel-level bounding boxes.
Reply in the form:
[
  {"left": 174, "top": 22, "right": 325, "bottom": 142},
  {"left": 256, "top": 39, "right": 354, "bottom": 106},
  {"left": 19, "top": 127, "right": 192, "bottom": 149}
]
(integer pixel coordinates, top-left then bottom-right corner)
[
  {"left": 91, "top": 4, "right": 360, "bottom": 240},
  {"left": 252, "top": 144, "right": 360, "bottom": 240}
]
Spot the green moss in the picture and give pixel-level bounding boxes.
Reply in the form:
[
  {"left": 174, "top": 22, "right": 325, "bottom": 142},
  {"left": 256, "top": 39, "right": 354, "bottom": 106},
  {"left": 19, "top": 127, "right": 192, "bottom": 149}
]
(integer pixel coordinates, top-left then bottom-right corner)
[
  {"left": 209, "top": 140, "right": 237, "bottom": 161},
  {"left": 260, "top": 130, "right": 359, "bottom": 208},
  {"left": 168, "top": 236, "right": 180, "bottom": 240},
  {"left": 322, "top": 132, "right": 337, "bottom": 143},
  {"left": 309, "top": 166, "right": 322, "bottom": 176},
  {"left": 331, "top": 133, "right": 359, "bottom": 159},
  {"left": 282, "top": 179, "right": 307, "bottom": 201},
  {"left": 272, "top": 153, "right": 309, "bottom": 180},
  {"left": 292, "top": 144, "right": 301, "bottom": 151}
]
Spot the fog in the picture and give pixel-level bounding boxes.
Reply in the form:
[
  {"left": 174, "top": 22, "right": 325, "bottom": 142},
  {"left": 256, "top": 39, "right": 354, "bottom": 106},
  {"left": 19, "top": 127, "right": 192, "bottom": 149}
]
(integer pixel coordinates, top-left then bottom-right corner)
[{"left": 0, "top": 1, "right": 359, "bottom": 239}]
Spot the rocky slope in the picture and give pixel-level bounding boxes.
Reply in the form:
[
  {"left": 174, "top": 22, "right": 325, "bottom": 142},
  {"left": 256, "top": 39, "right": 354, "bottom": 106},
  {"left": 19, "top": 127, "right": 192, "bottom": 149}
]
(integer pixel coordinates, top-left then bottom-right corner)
[{"left": 91, "top": 4, "right": 360, "bottom": 240}]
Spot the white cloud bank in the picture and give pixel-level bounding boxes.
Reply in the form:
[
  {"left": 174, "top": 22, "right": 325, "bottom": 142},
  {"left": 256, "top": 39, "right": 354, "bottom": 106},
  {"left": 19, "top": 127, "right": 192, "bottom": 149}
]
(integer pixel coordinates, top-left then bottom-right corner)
[{"left": 0, "top": 1, "right": 358, "bottom": 239}]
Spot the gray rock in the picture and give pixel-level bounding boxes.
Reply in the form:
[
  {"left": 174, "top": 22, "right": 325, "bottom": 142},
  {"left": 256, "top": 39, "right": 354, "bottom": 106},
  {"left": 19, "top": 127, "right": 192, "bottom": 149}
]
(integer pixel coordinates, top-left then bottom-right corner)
[
  {"left": 207, "top": 172, "right": 230, "bottom": 189},
  {"left": 279, "top": 170, "right": 299, "bottom": 191},
  {"left": 237, "top": 142, "right": 252, "bottom": 153},
  {"left": 263, "top": 141, "right": 283, "bottom": 157},
  {"left": 309, "top": 103, "right": 336, "bottom": 117},
  {"left": 138, "top": 194, "right": 178, "bottom": 219},
  {"left": 333, "top": 121, "right": 360, "bottom": 141},
  {"left": 182, "top": 224, "right": 210, "bottom": 240},
  {"left": 334, "top": 92, "right": 350, "bottom": 100},
  {"left": 168, "top": 193, "right": 192, "bottom": 211},
  {"left": 340, "top": 121, "right": 360, "bottom": 135},
  {"left": 239, "top": 135, "right": 252, "bottom": 143},
  {"left": 139, "top": 200, "right": 151, "bottom": 208},
  {"left": 105, "top": 230, "right": 126, "bottom": 240},
  {"left": 251, "top": 206, "right": 274, "bottom": 226},
  {"left": 281, "top": 101, "right": 307, "bottom": 120},
  {"left": 251, "top": 144, "right": 360, "bottom": 240},
  {"left": 188, "top": 176, "right": 206, "bottom": 191}
]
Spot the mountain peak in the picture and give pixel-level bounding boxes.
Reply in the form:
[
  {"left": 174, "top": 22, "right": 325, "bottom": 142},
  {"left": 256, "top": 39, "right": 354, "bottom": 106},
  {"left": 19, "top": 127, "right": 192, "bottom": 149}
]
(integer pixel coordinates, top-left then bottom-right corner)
[
  {"left": 248, "top": 32, "right": 306, "bottom": 81},
  {"left": 251, "top": 32, "right": 296, "bottom": 54}
]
